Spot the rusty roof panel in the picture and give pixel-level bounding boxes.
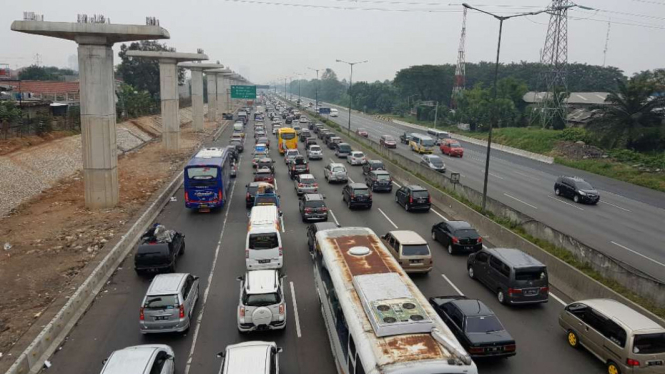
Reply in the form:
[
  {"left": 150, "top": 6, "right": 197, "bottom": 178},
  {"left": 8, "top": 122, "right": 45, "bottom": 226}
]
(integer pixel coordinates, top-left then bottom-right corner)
[{"left": 379, "top": 334, "right": 445, "bottom": 363}]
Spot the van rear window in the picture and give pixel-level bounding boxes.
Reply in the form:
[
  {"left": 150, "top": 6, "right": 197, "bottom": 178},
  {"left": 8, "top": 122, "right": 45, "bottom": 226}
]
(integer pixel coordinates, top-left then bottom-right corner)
[
  {"left": 515, "top": 268, "right": 547, "bottom": 281},
  {"left": 634, "top": 333, "right": 665, "bottom": 354},
  {"left": 412, "top": 191, "right": 429, "bottom": 199},
  {"left": 249, "top": 233, "right": 279, "bottom": 250},
  {"left": 144, "top": 295, "right": 179, "bottom": 310},
  {"left": 402, "top": 245, "right": 430, "bottom": 256}
]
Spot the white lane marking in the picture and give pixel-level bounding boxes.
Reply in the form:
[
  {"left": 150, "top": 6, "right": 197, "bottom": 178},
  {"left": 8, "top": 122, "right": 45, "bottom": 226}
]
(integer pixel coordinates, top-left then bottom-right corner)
[
  {"left": 329, "top": 209, "right": 340, "bottom": 226},
  {"left": 274, "top": 178, "right": 278, "bottom": 190},
  {"left": 504, "top": 193, "right": 538, "bottom": 210},
  {"left": 348, "top": 176, "right": 355, "bottom": 184},
  {"left": 547, "top": 195, "right": 584, "bottom": 211},
  {"left": 329, "top": 158, "right": 334, "bottom": 163},
  {"left": 600, "top": 200, "right": 631, "bottom": 212},
  {"left": 488, "top": 171, "right": 505, "bottom": 180},
  {"left": 513, "top": 170, "right": 541, "bottom": 181},
  {"left": 550, "top": 292, "right": 566, "bottom": 306},
  {"left": 184, "top": 164, "right": 238, "bottom": 374},
  {"left": 441, "top": 274, "right": 464, "bottom": 296},
  {"left": 392, "top": 181, "right": 402, "bottom": 188},
  {"left": 281, "top": 215, "right": 286, "bottom": 233},
  {"left": 378, "top": 208, "right": 399, "bottom": 229},
  {"left": 289, "top": 282, "right": 302, "bottom": 338},
  {"left": 611, "top": 241, "right": 665, "bottom": 268},
  {"left": 431, "top": 209, "right": 449, "bottom": 222}
]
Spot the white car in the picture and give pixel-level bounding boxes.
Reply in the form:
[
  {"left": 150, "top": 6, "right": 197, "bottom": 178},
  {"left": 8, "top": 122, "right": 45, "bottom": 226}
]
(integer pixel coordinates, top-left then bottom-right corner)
[
  {"left": 101, "top": 345, "right": 175, "bottom": 374},
  {"left": 307, "top": 145, "right": 323, "bottom": 160},
  {"left": 284, "top": 149, "right": 300, "bottom": 164},
  {"left": 347, "top": 151, "right": 367, "bottom": 166},
  {"left": 324, "top": 163, "right": 348, "bottom": 183},
  {"left": 237, "top": 270, "right": 286, "bottom": 332},
  {"left": 294, "top": 174, "right": 319, "bottom": 195}
]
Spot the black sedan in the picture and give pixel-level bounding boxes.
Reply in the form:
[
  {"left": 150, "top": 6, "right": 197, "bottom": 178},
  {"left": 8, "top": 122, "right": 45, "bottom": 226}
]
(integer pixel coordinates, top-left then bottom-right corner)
[
  {"left": 429, "top": 296, "right": 516, "bottom": 359},
  {"left": 431, "top": 220, "right": 483, "bottom": 255}
]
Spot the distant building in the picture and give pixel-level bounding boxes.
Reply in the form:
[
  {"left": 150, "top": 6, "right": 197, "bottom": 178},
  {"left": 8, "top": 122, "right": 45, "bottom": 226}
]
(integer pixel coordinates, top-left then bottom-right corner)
[
  {"left": 3, "top": 80, "right": 80, "bottom": 103},
  {"left": 524, "top": 91, "right": 611, "bottom": 126}
]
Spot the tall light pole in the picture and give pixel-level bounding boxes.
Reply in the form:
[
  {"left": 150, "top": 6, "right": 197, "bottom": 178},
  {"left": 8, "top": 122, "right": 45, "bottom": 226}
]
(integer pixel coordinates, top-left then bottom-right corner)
[
  {"left": 336, "top": 59, "right": 368, "bottom": 132},
  {"left": 462, "top": 2, "right": 578, "bottom": 213},
  {"left": 308, "top": 67, "right": 322, "bottom": 109}
]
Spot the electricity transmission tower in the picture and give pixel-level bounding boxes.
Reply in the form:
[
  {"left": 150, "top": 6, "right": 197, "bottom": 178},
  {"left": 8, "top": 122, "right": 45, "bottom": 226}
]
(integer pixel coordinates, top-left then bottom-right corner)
[
  {"left": 533, "top": 0, "right": 571, "bottom": 129},
  {"left": 451, "top": 7, "right": 468, "bottom": 109}
]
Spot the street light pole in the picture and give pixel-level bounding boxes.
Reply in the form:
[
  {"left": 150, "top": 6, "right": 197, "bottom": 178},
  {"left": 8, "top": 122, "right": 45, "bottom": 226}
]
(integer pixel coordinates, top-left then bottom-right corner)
[
  {"left": 308, "top": 67, "right": 321, "bottom": 109},
  {"left": 336, "top": 59, "right": 368, "bottom": 133},
  {"left": 462, "top": 2, "right": 577, "bottom": 213}
]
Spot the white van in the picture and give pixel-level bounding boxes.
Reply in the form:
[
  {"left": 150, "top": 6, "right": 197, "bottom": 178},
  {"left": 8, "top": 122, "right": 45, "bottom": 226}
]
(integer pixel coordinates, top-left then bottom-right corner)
[
  {"left": 247, "top": 206, "right": 283, "bottom": 270},
  {"left": 330, "top": 108, "right": 339, "bottom": 117}
]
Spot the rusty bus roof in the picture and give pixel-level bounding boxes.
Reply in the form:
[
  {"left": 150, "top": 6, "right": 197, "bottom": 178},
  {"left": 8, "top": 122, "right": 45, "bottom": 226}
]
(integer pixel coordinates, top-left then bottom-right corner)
[{"left": 316, "top": 227, "right": 474, "bottom": 372}]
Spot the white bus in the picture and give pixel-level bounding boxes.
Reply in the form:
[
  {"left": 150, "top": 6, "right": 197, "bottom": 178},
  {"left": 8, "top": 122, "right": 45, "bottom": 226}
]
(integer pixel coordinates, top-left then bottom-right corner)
[{"left": 313, "top": 227, "right": 477, "bottom": 374}]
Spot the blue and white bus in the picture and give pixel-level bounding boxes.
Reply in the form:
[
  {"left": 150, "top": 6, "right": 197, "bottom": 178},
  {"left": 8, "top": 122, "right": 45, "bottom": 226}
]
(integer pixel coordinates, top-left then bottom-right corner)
[{"left": 184, "top": 147, "right": 233, "bottom": 211}]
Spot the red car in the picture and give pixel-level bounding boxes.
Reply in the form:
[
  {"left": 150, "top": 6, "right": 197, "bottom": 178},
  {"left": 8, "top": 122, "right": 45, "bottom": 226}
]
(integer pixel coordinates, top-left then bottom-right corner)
[
  {"left": 380, "top": 135, "right": 397, "bottom": 148},
  {"left": 440, "top": 139, "right": 464, "bottom": 157},
  {"left": 356, "top": 128, "right": 369, "bottom": 137},
  {"left": 253, "top": 167, "right": 275, "bottom": 184}
]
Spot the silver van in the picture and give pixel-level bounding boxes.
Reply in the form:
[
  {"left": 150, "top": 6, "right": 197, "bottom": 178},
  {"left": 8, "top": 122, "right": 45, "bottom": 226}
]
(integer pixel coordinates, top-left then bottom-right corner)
[
  {"left": 381, "top": 230, "right": 433, "bottom": 274},
  {"left": 559, "top": 298, "right": 665, "bottom": 374},
  {"left": 139, "top": 273, "right": 199, "bottom": 334},
  {"left": 101, "top": 344, "right": 174, "bottom": 374},
  {"left": 217, "top": 341, "right": 282, "bottom": 374}
]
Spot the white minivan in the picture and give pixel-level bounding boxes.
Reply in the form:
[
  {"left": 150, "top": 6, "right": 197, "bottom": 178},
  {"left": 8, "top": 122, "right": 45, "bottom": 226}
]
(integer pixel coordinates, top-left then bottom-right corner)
[
  {"left": 330, "top": 108, "right": 339, "bottom": 117},
  {"left": 247, "top": 206, "right": 283, "bottom": 270}
]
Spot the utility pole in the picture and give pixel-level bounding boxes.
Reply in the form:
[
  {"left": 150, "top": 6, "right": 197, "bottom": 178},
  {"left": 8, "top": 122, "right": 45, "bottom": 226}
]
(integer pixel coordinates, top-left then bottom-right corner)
[
  {"left": 308, "top": 67, "right": 321, "bottom": 109},
  {"left": 434, "top": 102, "right": 439, "bottom": 128},
  {"left": 451, "top": 7, "right": 468, "bottom": 109},
  {"left": 602, "top": 20, "right": 611, "bottom": 66},
  {"left": 336, "top": 59, "right": 368, "bottom": 133}
]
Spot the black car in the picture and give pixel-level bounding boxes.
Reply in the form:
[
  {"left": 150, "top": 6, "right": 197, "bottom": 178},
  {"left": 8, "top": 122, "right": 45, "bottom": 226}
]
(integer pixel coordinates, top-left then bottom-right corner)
[
  {"left": 306, "top": 222, "right": 339, "bottom": 257},
  {"left": 230, "top": 139, "right": 244, "bottom": 153},
  {"left": 400, "top": 132, "right": 414, "bottom": 144},
  {"left": 429, "top": 296, "right": 516, "bottom": 359},
  {"left": 245, "top": 182, "right": 261, "bottom": 208},
  {"left": 222, "top": 113, "right": 234, "bottom": 120},
  {"left": 365, "top": 170, "right": 393, "bottom": 192},
  {"left": 286, "top": 116, "right": 293, "bottom": 124},
  {"left": 299, "top": 194, "right": 329, "bottom": 222},
  {"left": 431, "top": 221, "right": 483, "bottom": 254},
  {"left": 134, "top": 225, "right": 185, "bottom": 275},
  {"left": 554, "top": 176, "right": 600, "bottom": 204},
  {"left": 342, "top": 183, "right": 372, "bottom": 209},
  {"left": 362, "top": 160, "right": 385, "bottom": 175},
  {"left": 299, "top": 130, "right": 311, "bottom": 142},
  {"left": 395, "top": 185, "right": 431, "bottom": 212},
  {"left": 288, "top": 156, "right": 310, "bottom": 179},
  {"left": 327, "top": 137, "right": 340, "bottom": 149}
]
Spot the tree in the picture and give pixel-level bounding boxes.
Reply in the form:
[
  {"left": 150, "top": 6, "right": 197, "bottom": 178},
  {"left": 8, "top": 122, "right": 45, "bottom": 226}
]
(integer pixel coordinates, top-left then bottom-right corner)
[
  {"left": 0, "top": 101, "right": 22, "bottom": 123},
  {"left": 116, "top": 83, "right": 157, "bottom": 119},
  {"left": 590, "top": 77, "right": 665, "bottom": 151},
  {"left": 319, "top": 69, "right": 346, "bottom": 103},
  {"left": 18, "top": 65, "right": 76, "bottom": 81},
  {"left": 116, "top": 41, "right": 185, "bottom": 99}
]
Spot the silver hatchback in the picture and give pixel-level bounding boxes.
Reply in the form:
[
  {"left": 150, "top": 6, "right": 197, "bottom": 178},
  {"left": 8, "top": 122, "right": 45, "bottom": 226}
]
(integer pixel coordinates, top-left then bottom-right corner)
[
  {"left": 101, "top": 345, "right": 174, "bottom": 374},
  {"left": 140, "top": 273, "right": 199, "bottom": 334}
]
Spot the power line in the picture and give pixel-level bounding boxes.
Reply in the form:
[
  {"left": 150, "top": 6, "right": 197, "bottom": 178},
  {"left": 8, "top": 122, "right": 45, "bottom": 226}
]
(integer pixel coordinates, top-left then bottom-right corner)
[
  {"left": 223, "top": 0, "right": 462, "bottom": 12},
  {"left": 628, "top": 0, "right": 665, "bottom": 6}
]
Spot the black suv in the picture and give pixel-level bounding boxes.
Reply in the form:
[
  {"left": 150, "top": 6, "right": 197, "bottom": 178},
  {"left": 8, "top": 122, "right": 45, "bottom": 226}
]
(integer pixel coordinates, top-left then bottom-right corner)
[
  {"left": 245, "top": 182, "right": 261, "bottom": 208},
  {"left": 395, "top": 185, "right": 431, "bottom": 212},
  {"left": 299, "top": 194, "right": 329, "bottom": 222},
  {"left": 134, "top": 225, "right": 185, "bottom": 275},
  {"left": 342, "top": 183, "right": 372, "bottom": 209},
  {"left": 431, "top": 220, "right": 482, "bottom": 254},
  {"left": 365, "top": 170, "right": 393, "bottom": 192},
  {"left": 362, "top": 160, "right": 385, "bottom": 175},
  {"left": 289, "top": 156, "right": 310, "bottom": 179},
  {"left": 554, "top": 176, "right": 600, "bottom": 204}
]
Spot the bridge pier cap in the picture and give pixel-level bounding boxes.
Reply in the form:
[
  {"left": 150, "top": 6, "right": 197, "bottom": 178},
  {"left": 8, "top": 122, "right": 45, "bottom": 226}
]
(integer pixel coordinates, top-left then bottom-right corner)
[{"left": 11, "top": 17, "right": 169, "bottom": 210}]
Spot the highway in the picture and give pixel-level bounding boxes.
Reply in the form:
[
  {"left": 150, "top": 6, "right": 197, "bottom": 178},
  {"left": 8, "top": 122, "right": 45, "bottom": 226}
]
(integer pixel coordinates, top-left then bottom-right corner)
[
  {"left": 293, "top": 96, "right": 665, "bottom": 283},
  {"left": 44, "top": 104, "right": 609, "bottom": 374}
]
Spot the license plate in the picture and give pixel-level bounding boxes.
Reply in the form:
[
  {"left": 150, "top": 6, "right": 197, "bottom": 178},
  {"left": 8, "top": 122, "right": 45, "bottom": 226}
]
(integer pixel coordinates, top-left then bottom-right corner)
[
  {"left": 258, "top": 259, "right": 271, "bottom": 264},
  {"left": 410, "top": 260, "right": 423, "bottom": 264},
  {"left": 465, "top": 246, "right": 473, "bottom": 250},
  {"left": 525, "top": 289, "right": 538, "bottom": 296},
  {"left": 648, "top": 361, "right": 663, "bottom": 366},
  {"left": 154, "top": 316, "right": 169, "bottom": 321},
  {"left": 487, "top": 347, "right": 500, "bottom": 352}
]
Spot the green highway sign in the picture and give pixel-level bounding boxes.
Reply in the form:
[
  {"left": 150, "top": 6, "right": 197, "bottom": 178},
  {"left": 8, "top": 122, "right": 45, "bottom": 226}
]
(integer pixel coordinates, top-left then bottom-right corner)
[{"left": 231, "top": 85, "right": 257, "bottom": 99}]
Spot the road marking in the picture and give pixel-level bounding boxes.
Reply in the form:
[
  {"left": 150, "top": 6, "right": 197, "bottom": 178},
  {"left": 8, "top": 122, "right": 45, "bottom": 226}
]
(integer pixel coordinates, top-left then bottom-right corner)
[
  {"left": 378, "top": 208, "right": 399, "bottom": 229},
  {"left": 431, "top": 209, "right": 449, "bottom": 221},
  {"left": 329, "top": 209, "right": 340, "bottom": 226},
  {"left": 513, "top": 170, "right": 541, "bottom": 181},
  {"left": 504, "top": 193, "right": 538, "bottom": 210},
  {"left": 611, "top": 241, "right": 665, "bottom": 268},
  {"left": 289, "top": 281, "right": 302, "bottom": 338},
  {"left": 184, "top": 165, "right": 238, "bottom": 374},
  {"left": 550, "top": 292, "right": 566, "bottom": 306},
  {"left": 281, "top": 215, "right": 286, "bottom": 233},
  {"left": 392, "top": 181, "right": 402, "bottom": 188},
  {"left": 441, "top": 274, "right": 464, "bottom": 296},
  {"left": 489, "top": 171, "right": 504, "bottom": 180},
  {"left": 348, "top": 176, "right": 355, "bottom": 184},
  {"left": 548, "top": 195, "right": 584, "bottom": 211},
  {"left": 274, "top": 178, "right": 278, "bottom": 191},
  {"left": 329, "top": 158, "right": 334, "bottom": 163},
  {"left": 600, "top": 200, "right": 631, "bottom": 212}
]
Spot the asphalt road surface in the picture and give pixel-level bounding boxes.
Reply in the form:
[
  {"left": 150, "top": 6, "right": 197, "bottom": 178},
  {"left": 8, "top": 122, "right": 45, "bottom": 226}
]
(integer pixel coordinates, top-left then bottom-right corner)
[
  {"left": 45, "top": 108, "right": 607, "bottom": 374},
  {"left": 293, "top": 96, "right": 665, "bottom": 283}
]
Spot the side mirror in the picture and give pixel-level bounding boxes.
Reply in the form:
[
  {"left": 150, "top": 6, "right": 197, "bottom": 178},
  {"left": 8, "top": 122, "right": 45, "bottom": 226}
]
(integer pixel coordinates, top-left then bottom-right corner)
[
  {"left": 193, "top": 275, "right": 200, "bottom": 281},
  {"left": 276, "top": 347, "right": 283, "bottom": 353},
  {"left": 166, "top": 354, "right": 174, "bottom": 361},
  {"left": 102, "top": 358, "right": 108, "bottom": 365},
  {"left": 217, "top": 351, "right": 226, "bottom": 358},
  {"left": 236, "top": 276, "right": 244, "bottom": 282}
]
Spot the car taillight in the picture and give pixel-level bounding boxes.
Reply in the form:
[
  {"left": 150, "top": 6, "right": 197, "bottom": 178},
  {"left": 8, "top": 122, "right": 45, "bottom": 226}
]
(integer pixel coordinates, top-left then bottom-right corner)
[
  {"left": 298, "top": 183, "right": 304, "bottom": 187},
  {"left": 179, "top": 304, "right": 185, "bottom": 319},
  {"left": 409, "top": 196, "right": 413, "bottom": 204},
  {"left": 239, "top": 306, "right": 245, "bottom": 317},
  {"left": 504, "top": 344, "right": 516, "bottom": 352},
  {"left": 540, "top": 286, "right": 549, "bottom": 294},
  {"left": 468, "top": 347, "right": 484, "bottom": 354},
  {"left": 508, "top": 288, "right": 522, "bottom": 296},
  {"left": 246, "top": 192, "right": 251, "bottom": 200},
  {"left": 428, "top": 195, "right": 432, "bottom": 203},
  {"left": 321, "top": 207, "right": 328, "bottom": 212},
  {"left": 477, "top": 237, "right": 483, "bottom": 243},
  {"left": 279, "top": 304, "right": 285, "bottom": 315},
  {"left": 279, "top": 247, "right": 283, "bottom": 256},
  {"left": 139, "top": 307, "right": 144, "bottom": 321},
  {"left": 304, "top": 208, "right": 312, "bottom": 213},
  {"left": 218, "top": 189, "right": 223, "bottom": 202},
  {"left": 185, "top": 192, "right": 189, "bottom": 203},
  {"left": 626, "top": 359, "right": 640, "bottom": 367},
  {"left": 452, "top": 237, "right": 459, "bottom": 244},
  {"left": 313, "top": 183, "right": 318, "bottom": 187}
]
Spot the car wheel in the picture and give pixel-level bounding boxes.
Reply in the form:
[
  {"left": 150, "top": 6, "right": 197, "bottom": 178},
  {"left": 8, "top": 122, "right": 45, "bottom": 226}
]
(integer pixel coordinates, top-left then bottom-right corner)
[
  {"left": 404, "top": 203, "right": 410, "bottom": 212},
  {"left": 555, "top": 188, "right": 561, "bottom": 196},
  {"left": 567, "top": 330, "right": 580, "bottom": 349},
  {"left": 347, "top": 200, "right": 352, "bottom": 209},
  {"left": 431, "top": 231, "right": 436, "bottom": 241},
  {"left": 607, "top": 362, "right": 621, "bottom": 374},
  {"left": 468, "top": 266, "right": 475, "bottom": 279},
  {"left": 497, "top": 289, "right": 506, "bottom": 304},
  {"left": 448, "top": 244, "right": 455, "bottom": 255},
  {"left": 395, "top": 195, "right": 399, "bottom": 204},
  {"left": 573, "top": 195, "right": 580, "bottom": 203}
]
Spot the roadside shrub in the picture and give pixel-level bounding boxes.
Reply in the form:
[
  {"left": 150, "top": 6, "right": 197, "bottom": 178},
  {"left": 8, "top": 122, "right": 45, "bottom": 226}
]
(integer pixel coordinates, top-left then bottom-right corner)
[{"left": 560, "top": 127, "right": 592, "bottom": 143}]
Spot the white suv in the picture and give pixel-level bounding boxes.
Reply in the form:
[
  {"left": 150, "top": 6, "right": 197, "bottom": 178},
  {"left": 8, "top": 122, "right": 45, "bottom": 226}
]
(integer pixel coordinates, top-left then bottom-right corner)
[
  {"left": 307, "top": 145, "right": 323, "bottom": 160},
  {"left": 237, "top": 270, "right": 287, "bottom": 332},
  {"left": 324, "top": 163, "right": 348, "bottom": 183},
  {"left": 217, "top": 341, "right": 281, "bottom": 374},
  {"left": 347, "top": 151, "right": 367, "bottom": 166}
]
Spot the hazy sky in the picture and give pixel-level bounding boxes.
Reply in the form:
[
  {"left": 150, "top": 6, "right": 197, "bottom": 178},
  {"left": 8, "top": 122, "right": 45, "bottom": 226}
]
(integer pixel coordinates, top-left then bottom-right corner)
[{"left": 2, "top": 0, "right": 664, "bottom": 84}]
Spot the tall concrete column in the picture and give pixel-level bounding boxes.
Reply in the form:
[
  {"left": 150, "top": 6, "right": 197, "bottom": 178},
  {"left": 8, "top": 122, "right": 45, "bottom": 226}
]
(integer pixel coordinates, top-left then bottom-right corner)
[
  {"left": 11, "top": 18, "right": 169, "bottom": 209},
  {"left": 216, "top": 74, "right": 226, "bottom": 114},
  {"left": 126, "top": 51, "right": 208, "bottom": 151},
  {"left": 207, "top": 73, "right": 218, "bottom": 122},
  {"left": 179, "top": 63, "right": 225, "bottom": 130}
]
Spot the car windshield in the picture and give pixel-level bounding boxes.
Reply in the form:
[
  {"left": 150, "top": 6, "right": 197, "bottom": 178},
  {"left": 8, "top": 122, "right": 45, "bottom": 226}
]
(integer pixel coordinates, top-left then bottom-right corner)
[
  {"left": 256, "top": 170, "right": 272, "bottom": 177},
  {"left": 248, "top": 233, "right": 279, "bottom": 249},
  {"left": 244, "top": 292, "right": 281, "bottom": 307},
  {"left": 575, "top": 180, "right": 594, "bottom": 190},
  {"left": 294, "top": 158, "right": 307, "bottom": 165},
  {"left": 282, "top": 133, "right": 296, "bottom": 140},
  {"left": 339, "top": 145, "right": 351, "bottom": 152},
  {"left": 384, "top": 136, "right": 394, "bottom": 141},
  {"left": 402, "top": 244, "right": 430, "bottom": 256},
  {"left": 305, "top": 200, "right": 326, "bottom": 208},
  {"left": 429, "top": 157, "right": 444, "bottom": 166},
  {"left": 144, "top": 295, "right": 179, "bottom": 310},
  {"left": 187, "top": 167, "right": 218, "bottom": 180},
  {"left": 465, "top": 315, "right": 504, "bottom": 333},
  {"left": 371, "top": 162, "right": 384, "bottom": 169},
  {"left": 376, "top": 174, "right": 391, "bottom": 180},
  {"left": 449, "top": 142, "right": 462, "bottom": 148},
  {"left": 634, "top": 333, "right": 665, "bottom": 354},
  {"left": 254, "top": 196, "right": 277, "bottom": 206},
  {"left": 300, "top": 177, "right": 315, "bottom": 184},
  {"left": 354, "top": 188, "right": 370, "bottom": 196},
  {"left": 332, "top": 166, "right": 346, "bottom": 173},
  {"left": 353, "top": 153, "right": 365, "bottom": 158},
  {"left": 310, "top": 146, "right": 321, "bottom": 152},
  {"left": 454, "top": 229, "right": 478, "bottom": 238},
  {"left": 412, "top": 190, "right": 429, "bottom": 199},
  {"left": 515, "top": 268, "right": 547, "bottom": 281},
  {"left": 422, "top": 139, "right": 436, "bottom": 147}
]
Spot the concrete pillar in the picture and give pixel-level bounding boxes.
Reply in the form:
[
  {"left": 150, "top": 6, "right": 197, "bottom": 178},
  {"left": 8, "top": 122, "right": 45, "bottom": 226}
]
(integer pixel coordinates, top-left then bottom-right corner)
[
  {"left": 78, "top": 43, "right": 119, "bottom": 208},
  {"left": 190, "top": 69, "right": 204, "bottom": 131},
  {"left": 216, "top": 74, "right": 226, "bottom": 115},
  {"left": 159, "top": 59, "right": 180, "bottom": 149},
  {"left": 207, "top": 73, "right": 218, "bottom": 122}
]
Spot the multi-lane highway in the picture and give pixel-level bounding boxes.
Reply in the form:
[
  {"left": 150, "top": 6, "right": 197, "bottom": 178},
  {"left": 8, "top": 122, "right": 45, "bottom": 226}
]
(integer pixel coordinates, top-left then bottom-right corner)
[
  {"left": 44, "top": 103, "right": 609, "bottom": 374},
  {"left": 293, "top": 96, "right": 665, "bottom": 283}
]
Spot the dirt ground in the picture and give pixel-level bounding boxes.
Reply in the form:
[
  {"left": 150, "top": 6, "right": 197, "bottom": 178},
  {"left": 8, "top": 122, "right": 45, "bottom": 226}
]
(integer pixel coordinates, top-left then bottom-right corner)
[{"left": 0, "top": 120, "right": 219, "bottom": 357}]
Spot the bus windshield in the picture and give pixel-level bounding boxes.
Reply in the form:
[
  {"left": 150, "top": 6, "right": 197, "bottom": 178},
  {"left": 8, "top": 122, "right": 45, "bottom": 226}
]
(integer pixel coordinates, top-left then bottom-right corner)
[
  {"left": 187, "top": 167, "right": 218, "bottom": 180},
  {"left": 281, "top": 132, "right": 296, "bottom": 140},
  {"left": 421, "top": 139, "right": 436, "bottom": 147}
]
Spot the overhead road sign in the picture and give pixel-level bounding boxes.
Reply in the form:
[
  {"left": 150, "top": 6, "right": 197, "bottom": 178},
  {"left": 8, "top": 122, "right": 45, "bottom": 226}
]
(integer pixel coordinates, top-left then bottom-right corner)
[{"left": 231, "top": 85, "right": 257, "bottom": 99}]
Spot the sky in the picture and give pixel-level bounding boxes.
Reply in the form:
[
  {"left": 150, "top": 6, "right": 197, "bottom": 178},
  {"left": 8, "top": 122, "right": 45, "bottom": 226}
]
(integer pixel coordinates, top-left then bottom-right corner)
[{"left": 1, "top": 0, "right": 664, "bottom": 84}]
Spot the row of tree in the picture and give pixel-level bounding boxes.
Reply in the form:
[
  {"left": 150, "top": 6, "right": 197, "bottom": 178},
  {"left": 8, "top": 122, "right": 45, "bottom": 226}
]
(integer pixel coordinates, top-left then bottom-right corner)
[{"left": 18, "top": 65, "right": 77, "bottom": 81}]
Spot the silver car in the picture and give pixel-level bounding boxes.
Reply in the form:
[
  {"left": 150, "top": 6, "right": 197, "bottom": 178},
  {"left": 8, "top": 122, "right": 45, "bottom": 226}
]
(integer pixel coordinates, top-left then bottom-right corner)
[
  {"left": 237, "top": 270, "right": 287, "bottom": 332},
  {"left": 294, "top": 174, "right": 319, "bottom": 195},
  {"left": 324, "top": 163, "right": 348, "bottom": 183},
  {"left": 101, "top": 345, "right": 174, "bottom": 374},
  {"left": 307, "top": 145, "right": 323, "bottom": 160},
  {"left": 140, "top": 273, "right": 199, "bottom": 334},
  {"left": 218, "top": 341, "right": 281, "bottom": 374},
  {"left": 420, "top": 154, "right": 446, "bottom": 173}
]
